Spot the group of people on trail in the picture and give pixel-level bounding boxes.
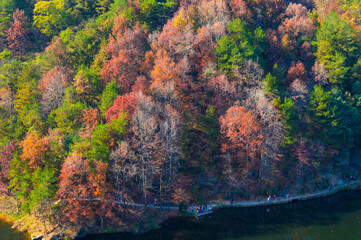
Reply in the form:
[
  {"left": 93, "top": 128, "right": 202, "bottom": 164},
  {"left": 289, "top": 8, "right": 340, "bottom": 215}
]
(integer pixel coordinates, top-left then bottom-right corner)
[
  {"left": 154, "top": 198, "right": 167, "bottom": 208},
  {"left": 267, "top": 194, "right": 279, "bottom": 201},
  {"left": 190, "top": 203, "right": 212, "bottom": 214}
]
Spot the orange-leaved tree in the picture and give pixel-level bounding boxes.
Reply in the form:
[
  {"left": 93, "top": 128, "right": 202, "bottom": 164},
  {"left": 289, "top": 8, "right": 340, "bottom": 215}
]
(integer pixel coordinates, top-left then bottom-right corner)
[
  {"left": 21, "top": 131, "right": 49, "bottom": 169},
  {"left": 219, "top": 105, "right": 263, "bottom": 198}
]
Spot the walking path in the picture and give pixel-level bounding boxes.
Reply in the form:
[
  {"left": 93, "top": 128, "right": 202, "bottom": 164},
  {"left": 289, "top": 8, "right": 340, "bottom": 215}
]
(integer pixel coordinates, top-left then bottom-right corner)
[
  {"left": 70, "top": 180, "right": 361, "bottom": 218},
  {"left": 187, "top": 180, "right": 361, "bottom": 217}
]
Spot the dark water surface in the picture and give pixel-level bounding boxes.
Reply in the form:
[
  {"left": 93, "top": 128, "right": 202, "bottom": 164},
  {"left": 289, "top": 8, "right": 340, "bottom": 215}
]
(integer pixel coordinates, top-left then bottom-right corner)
[
  {"left": 0, "top": 219, "right": 30, "bottom": 240},
  {"left": 82, "top": 190, "right": 361, "bottom": 240}
]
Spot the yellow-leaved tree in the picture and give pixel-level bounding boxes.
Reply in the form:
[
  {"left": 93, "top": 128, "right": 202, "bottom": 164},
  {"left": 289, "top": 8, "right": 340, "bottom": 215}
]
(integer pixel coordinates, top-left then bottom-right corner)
[{"left": 33, "top": 0, "right": 68, "bottom": 36}]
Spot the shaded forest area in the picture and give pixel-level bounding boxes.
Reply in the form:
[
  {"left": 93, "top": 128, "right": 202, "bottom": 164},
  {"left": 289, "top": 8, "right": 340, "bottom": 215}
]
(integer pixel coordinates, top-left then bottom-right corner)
[{"left": 1, "top": 0, "right": 361, "bottom": 236}]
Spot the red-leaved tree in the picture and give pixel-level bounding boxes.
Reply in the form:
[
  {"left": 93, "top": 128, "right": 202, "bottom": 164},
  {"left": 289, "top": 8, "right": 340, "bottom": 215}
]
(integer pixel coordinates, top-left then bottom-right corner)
[
  {"left": 105, "top": 92, "right": 138, "bottom": 122},
  {"left": 6, "top": 9, "right": 30, "bottom": 56},
  {"left": 101, "top": 19, "right": 149, "bottom": 92},
  {"left": 56, "top": 153, "right": 95, "bottom": 225},
  {"left": 286, "top": 61, "right": 308, "bottom": 83}
]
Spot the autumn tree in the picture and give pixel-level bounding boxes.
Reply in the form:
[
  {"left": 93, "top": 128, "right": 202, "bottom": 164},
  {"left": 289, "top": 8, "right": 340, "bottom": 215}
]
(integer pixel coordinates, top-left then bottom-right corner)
[
  {"left": 56, "top": 152, "right": 95, "bottom": 225},
  {"left": 219, "top": 105, "right": 263, "bottom": 198},
  {"left": 156, "top": 8, "right": 195, "bottom": 59},
  {"left": 40, "top": 37, "right": 66, "bottom": 72},
  {"left": 131, "top": 93, "right": 161, "bottom": 203},
  {"left": 105, "top": 91, "right": 137, "bottom": 122},
  {"left": 288, "top": 138, "right": 326, "bottom": 193},
  {"left": 244, "top": 87, "right": 285, "bottom": 193},
  {"left": 82, "top": 108, "right": 100, "bottom": 130},
  {"left": 89, "top": 161, "right": 119, "bottom": 229},
  {"left": 10, "top": 130, "right": 63, "bottom": 212},
  {"left": 57, "top": 154, "right": 120, "bottom": 227},
  {"left": 229, "top": 0, "right": 286, "bottom": 29},
  {"left": 101, "top": 21, "right": 149, "bottom": 92},
  {"left": 286, "top": 61, "right": 308, "bottom": 84},
  {"left": 0, "top": 87, "right": 14, "bottom": 117},
  {"left": 278, "top": 3, "right": 315, "bottom": 60},
  {"left": 110, "top": 141, "right": 137, "bottom": 199},
  {"left": 159, "top": 104, "right": 181, "bottom": 195},
  {"left": 6, "top": 9, "right": 30, "bottom": 56},
  {"left": 314, "top": 0, "right": 340, "bottom": 19},
  {"left": 21, "top": 131, "right": 49, "bottom": 169},
  {"left": 150, "top": 50, "right": 181, "bottom": 104},
  {"left": 312, "top": 61, "right": 329, "bottom": 86},
  {"left": 189, "top": 26, "right": 217, "bottom": 74},
  {"left": 39, "top": 67, "right": 70, "bottom": 116},
  {"left": 287, "top": 78, "right": 309, "bottom": 112},
  {"left": 80, "top": 108, "right": 101, "bottom": 138}
]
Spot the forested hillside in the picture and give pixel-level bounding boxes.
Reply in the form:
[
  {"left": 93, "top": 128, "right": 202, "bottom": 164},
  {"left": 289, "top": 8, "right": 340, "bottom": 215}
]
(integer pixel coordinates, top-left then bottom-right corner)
[{"left": 1, "top": 0, "right": 361, "bottom": 237}]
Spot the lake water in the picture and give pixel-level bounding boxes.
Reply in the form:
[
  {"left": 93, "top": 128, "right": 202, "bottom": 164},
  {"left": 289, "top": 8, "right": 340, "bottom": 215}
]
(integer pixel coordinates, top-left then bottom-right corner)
[
  {"left": 2, "top": 190, "right": 361, "bottom": 240},
  {"left": 0, "top": 219, "right": 30, "bottom": 240},
  {"left": 82, "top": 190, "right": 361, "bottom": 240}
]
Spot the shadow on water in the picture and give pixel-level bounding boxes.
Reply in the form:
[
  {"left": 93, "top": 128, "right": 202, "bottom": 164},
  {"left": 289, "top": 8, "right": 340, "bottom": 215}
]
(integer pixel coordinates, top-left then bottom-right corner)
[{"left": 81, "top": 190, "right": 361, "bottom": 240}]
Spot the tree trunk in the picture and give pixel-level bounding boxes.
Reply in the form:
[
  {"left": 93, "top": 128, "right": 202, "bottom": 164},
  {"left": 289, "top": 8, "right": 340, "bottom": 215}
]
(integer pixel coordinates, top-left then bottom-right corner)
[
  {"left": 159, "top": 168, "right": 163, "bottom": 200},
  {"left": 15, "top": 194, "right": 19, "bottom": 214},
  {"left": 246, "top": 145, "right": 249, "bottom": 201}
]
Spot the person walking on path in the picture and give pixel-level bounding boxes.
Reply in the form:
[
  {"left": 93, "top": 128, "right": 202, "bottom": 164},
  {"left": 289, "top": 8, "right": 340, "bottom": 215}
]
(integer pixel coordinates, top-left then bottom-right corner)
[{"left": 154, "top": 198, "right": 157, "bottom": 205}]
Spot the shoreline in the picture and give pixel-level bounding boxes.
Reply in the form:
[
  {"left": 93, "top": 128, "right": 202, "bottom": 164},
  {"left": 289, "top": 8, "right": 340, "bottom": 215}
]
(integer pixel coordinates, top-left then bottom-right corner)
[
  {"left": 0, "top": 214, "right": 15, "bottom": 225},
  {"left": 77, "top": 183, "right": 361, "bottom": 240},
  {"left": 2, "top": 181, "right": 361, "bottom": 240},
  {"left": 0, "top": 214, "right": 32, "bottom": 240}
]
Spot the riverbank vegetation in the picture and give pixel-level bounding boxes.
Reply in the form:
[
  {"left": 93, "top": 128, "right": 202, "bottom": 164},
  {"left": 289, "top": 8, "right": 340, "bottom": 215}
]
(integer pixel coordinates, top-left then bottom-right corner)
[{"left": 1, "top": 0, "right": 361, "bottom": 238}]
